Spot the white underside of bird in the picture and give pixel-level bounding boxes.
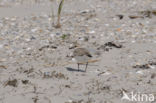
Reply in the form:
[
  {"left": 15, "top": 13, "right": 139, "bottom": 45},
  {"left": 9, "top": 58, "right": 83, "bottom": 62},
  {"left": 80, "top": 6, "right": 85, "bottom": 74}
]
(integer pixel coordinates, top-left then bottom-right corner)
[{"left": 73, "top": 55, "right": 90, "bottom": 64}]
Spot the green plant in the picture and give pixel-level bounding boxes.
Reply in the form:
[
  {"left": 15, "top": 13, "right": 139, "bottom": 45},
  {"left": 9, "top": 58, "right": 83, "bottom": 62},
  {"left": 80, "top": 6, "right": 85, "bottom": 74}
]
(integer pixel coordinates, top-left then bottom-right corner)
[
  {"left": 55, "top": 0, "right": 64, "bottom": 28},
  {"left": 61, "top": 34, "right": 67, "bottom": 40}
]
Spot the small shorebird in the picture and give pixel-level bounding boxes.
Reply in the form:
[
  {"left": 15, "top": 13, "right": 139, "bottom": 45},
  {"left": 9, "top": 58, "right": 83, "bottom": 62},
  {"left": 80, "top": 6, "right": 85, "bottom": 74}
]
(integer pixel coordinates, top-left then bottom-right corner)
[{"left": 73, "top": 48, "right": 92, "bottom": 72}]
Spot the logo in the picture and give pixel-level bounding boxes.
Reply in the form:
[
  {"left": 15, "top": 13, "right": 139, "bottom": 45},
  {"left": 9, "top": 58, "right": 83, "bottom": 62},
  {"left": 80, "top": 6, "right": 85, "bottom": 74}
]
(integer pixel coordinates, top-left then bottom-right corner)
[{"left": 121, "top": 91, "right": 155, "bottom": 102}]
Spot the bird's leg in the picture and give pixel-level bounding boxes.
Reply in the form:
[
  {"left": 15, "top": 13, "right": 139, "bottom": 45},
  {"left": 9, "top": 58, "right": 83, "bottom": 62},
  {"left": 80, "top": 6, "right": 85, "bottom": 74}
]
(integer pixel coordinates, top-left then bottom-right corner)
[
  {"left": 85, "top": 62, "right": 88, "bottom": 72},
  {"left": 78, "top": 63, "right": 80, "bottom": 71}
]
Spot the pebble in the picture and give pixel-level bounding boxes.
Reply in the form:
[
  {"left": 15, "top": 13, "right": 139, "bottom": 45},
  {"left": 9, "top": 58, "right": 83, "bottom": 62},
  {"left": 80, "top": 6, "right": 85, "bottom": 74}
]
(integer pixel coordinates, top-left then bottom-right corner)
[
  {"left": 56, "top": 33, "right": 61, "bottom": 36},
  {"left": 0, "top": 45, "right": 3, "bottom": 49},
  {"left": 30, "top": 36, "right": 36, "bottom": 40},
  {"left": 80, "top": 9, "right": 90, "bottom": 14},
  {"left": 25, "top": 38, "right": 31, "bottom": 42},
  {"left": 136, "top": 71, "right": 144, "bottom": 75},
  {"left": 31, "top": 28, "right": 38, "bottom": 32},
  {"left": 69, "top": 44, "right": 77, "bottom": 49},
  {"left": 149, "top": 65, "right": 155, "bottom": 69},
  {"left": 88, "top": 30, "right": 95, "bottom": 34}
]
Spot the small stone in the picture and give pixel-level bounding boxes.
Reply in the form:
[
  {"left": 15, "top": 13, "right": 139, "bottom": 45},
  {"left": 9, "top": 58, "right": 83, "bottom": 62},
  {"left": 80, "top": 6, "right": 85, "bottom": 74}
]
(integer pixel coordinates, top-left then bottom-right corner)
[
  {"left": 22, "top": 80, "right": 29, "bottom": 84},
  {"left": 50, "top": 33, "right": 55, "bottom": 37},
  {"left": 88, "top": 30, "right": 95, "bottom": 34},
  {"left": 30, "top": 36, "right": 36, "bottom": 40},
  {"left": 0, "top": 44, "right": 3, "bottom": 49},
  {"left": 149, "top": 65, "right": 155, "bottom": 69},
  {"left": 0, "top": 58, "right": 7, "bottom": 62},
  {"left": 31, "top": 28, "right": 38, "bottom": 32},
  {"left": 69, "top": 43, "right": 77, "bottom": 49},
  {"left": 105, "top": 24, "right": 109, "bottom": 27},
  {"left": 136, "top": 71, "right": 144, "bottom": 75},
  {"left": 116, "top": 15, "right": 124, "bottom": 20},
  {"left": 83, "top": 36, "right": 89, "bottom": 41},
  {"left": 25, "top": 38, "right": 31, "bottom": 42},
  {"left": 43, "top": 72, "right": 51, "bottom": 78},
  {"left": 56, "top": 33, "right": 61, "bottom": 35},
  {"left": 80, "top": 9, "right": 90, "bottom": 14},
  {"left": 67, "top": 100, "right": 73, "bottom": 103},
  {"left": 79, "top": 36, "right": 89, "bottom": 41},
  {"left": 26, "top": 47, "right": 31, "bottom": 51}
]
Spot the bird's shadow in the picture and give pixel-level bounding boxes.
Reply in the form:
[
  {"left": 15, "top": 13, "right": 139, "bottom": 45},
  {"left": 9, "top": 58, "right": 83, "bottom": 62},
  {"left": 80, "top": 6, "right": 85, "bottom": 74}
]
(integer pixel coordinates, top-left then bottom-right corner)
[{"left": 66, "top": 67, "right": 85, "bottom": 72}]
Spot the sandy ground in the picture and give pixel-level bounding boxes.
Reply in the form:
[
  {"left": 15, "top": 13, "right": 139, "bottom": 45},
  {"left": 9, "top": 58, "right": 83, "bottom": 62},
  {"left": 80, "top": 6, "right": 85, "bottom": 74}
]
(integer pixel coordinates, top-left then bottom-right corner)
[{"left": 0, "top": 0, "right": 156, "bottom": 103}]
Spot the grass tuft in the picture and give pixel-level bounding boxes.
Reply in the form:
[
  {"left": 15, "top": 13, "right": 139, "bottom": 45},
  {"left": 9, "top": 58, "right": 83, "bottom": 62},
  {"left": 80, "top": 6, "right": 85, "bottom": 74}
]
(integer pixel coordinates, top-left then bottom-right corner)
[{"left": 55, "top": 0, "right": 64, "bottom": 28}]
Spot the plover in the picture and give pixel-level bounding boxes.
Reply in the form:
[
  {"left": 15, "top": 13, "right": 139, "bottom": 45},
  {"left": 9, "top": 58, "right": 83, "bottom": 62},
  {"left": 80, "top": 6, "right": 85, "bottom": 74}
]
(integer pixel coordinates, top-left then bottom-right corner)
[{"left": 73, "top": 48, "right": 92, "bottom": 72}]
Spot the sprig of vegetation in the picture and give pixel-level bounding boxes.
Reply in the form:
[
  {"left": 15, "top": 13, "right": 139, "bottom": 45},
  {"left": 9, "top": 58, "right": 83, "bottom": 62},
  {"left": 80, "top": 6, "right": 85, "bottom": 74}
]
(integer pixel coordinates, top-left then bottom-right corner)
[
  {"left": 61, "top": 34, "right": 67, "bottom": 40},
  {"left": 55, "top": 0, "right": 64, "bottom": 28}
]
